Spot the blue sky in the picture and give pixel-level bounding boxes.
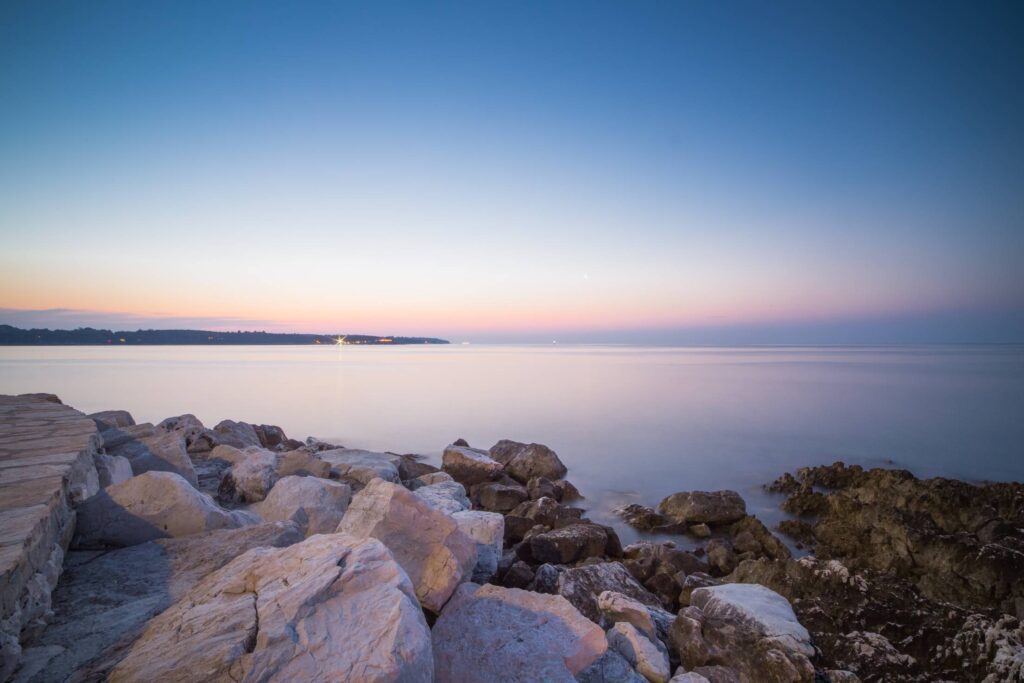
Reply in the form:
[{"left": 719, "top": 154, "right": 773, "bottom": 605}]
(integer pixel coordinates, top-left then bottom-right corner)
[{"left": 1, "top": 1, "right": 1022, "bottom": 342}]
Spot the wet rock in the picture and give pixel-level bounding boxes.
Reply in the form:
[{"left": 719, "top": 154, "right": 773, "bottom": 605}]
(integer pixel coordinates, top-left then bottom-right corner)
[
  {"left": 776, "top": 519, "right": 815, "bottom": 546},
  {"left": 657, "top": 491, "right": 747, "bottom": 527},
  {"left": 337, "top": 479, "right": 476, "bottom": 612},
  {"left": 689, "top": 524, "right": 711, "bottom": 538},
  {"left": 432, "top": 583, "right": 607, "bottom": 681},
  {"left": 608, "top": 621, "right": 671, "bottom": 683},
  {"left": 557, "top": 562, "right": 663, "bottom": 624},
  {"left": 109, "top": 533, "right": 432, "bottom": 682},
  {"left": 616, "top": 503, "right": 671, "bottom": 530},
  {"left": 473, "top": 480, "right": 529, "bottom": 512},
  {"left": 509, "top": 497, "right": 584, "bottom": 529},
  {"left": 705, "top": 539, "right": 737, "bottom": 576},
  {"left": 555, "top": 479, "right": 584, "bottom": 501},
  {"left": 253, "top": 475, "right": 351, "bottom": 535},
  {"left": 74, "top": 472, "right": 257, "bottom": 547},
  {"left": 528, "top": 476, "right": 558, "bottom": 500},
  {"left": 781, "top": 484, "right": 829, "bottom": 516},
  {"left": 212, "top": 419, "right": 261, "bottom": 448}
]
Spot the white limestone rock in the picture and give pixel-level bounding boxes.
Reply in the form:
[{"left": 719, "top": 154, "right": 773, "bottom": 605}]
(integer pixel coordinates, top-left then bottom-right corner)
[
  {"left": 253, "top": 475, "right": 351, "bottom": 535},
  {"left": 414, "top": 479, "right": 471, "bottom": 514},
  {"left": 109, "top": 533, "right": 433, "bottom": 683},
  {"left": 74, "top": 471, "right": 257, "bottom": 547},
  {"left": 452, "top": 510, "right": 504, "bottom": 583},
  {"left": 337, "top": 479, "right": 476, "bottom": 612},
  {"left": 432, "top": 583, "right": 607, "bottom": 682}
]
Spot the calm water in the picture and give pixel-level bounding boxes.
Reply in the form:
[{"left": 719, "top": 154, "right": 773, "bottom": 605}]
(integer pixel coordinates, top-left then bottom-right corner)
[{"left": 2, "top": 345, "right": 1022, "bottom": 542}]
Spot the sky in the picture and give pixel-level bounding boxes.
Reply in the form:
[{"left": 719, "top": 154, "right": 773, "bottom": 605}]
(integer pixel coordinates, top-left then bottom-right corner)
[{"left": 1, "top": 1, "right": 1023, "bottom": 343}]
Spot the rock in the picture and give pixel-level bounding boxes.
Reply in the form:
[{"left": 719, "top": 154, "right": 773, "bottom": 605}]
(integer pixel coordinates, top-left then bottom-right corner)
[
  {"left": 217, "top": 448, "right": 279, "bottom": 503},
  {"left": 253, "top": 475, "right": 351, "bottom": 535},
  {"left": 689, "top": 523, "right": 711, "bottom": 538},
  {"left": 415, "top": 471, "right": 453, "bottom": 486},
  {"left": 529, "top": 523, "right": 613, "bottom": 564},
  {"left": 19, "top": 522, "right": 304, "bottom": 682},
  {"left": 414, "top": 479, "right": 471, "bottom": 514},
  {"left": 598, "top": 590, "right": 658, "bottom": 640},
  {"left": 688, "top": 667, "right": 739, "bottom": 683},
  {"left": 608, "top": 622, "right": 671, "bottom": 683},
  {"left": 74, "top": 471, "right": 257, "bottom": 547},
  {"left": 442, "top": 444, "right": 503, "bottom": 486},
  {"left": 432, "top": 583, "right": 607, "bottom": 681},
  {"left": 304, "top": 436, "right": 344, "bottom": 452},
  {"left": 318, "top": 448, "right": 401, "bottom": 485},
  {"left": 252, "top": 423, "right": 287, "bottom": 448},
  {"left": 472, "top": 480, "right": 529, "bottom": 512},
  {"left": 276, "top": 448, "right": 331, "bottom": 478},
  {"left": 509, "top": 496, "right": 583, "bottom": 528},
  {"left": 657, "top": 491, "right": 747, "bottom": 526},
  {"left": 616, "top": 503, "right": 671, "bottom": 530},
  {"left": 109, "top": 430, "right": 198, "bottom": 487},
  {"left": 727, "top": 516, "right": 791, "bottom": 561},
  {"left": 555, "top": 479, "right": 583, "bottom": 501},
  {"left": 89, "top": 409, "right": 135, "bottom": 429},
  {"left": 530, "top": 562, "right": 562, "bottom": 593},
  {"left": 668, "top": 672, "right": 711, "bottom": 683},
  {"left": 397, "top": 454, "right": 440, "bottom": 480},
  {"left": 157, "top": 414, "right": 219, "bottom": 453},
  {"left": 576, "top": 650, "right": 647, "bottom": 682},
  {"left": 337, "top": 479, "right": 476, "bottom": 612},
  {"left": 109, "top": 533, "right": 433, "bottom": 682},
  {"left": 705, "top": 539, "right": 737, "bottom": 576},
  {"left": 502, "top": 561, "right": 535, "bottom": 589},
  {"left": 211, "top": 418, "right": 261, "bottom": 448},
  {"left": 93, "top": 452, "right": 133, "bottom": 487},
  {"left": 557, "top": 562, "right": 663, "bottom": 624},
  {"left": 453, "top": 510, "right": 504, "bottom": 583},
  {"left": 492, "top": 441, "right": 568, "bottom": 484},
  {"left": 678, "top": 573, "right": 720, "bottom": 606},
  {"left": 528, "top": 477, "right": 558, "bottom": 500},
  {"left": 669, "top": 583, "right": 814, "bottom": 682}
]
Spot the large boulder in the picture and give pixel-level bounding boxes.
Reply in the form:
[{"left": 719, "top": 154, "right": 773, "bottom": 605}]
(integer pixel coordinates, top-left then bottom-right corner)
[
  {"left": 413, "top": 480, "right": 471, "bottom": 514},
  {"left": 432, "top": 583, "right": 607, "bottom": 682},
  {"left": 212, "top": 419, "right": 261, "bottom": 448},
  {"left": 318, "top": 448, "right": 401, "bottom": 485},
  {"left": 254, "top": 475, "right": 352, "bottom": 535},
  {"left": 557, "top": 562, "right": 663, "bottom": 624},
  {"left": 109, "top": 430, "right": 198, "bottom": 487},
  {"left": 109, "top": 534, "right": 433, "bottom": 682},
  {"left": 74, "top": 471, "right": 257, "bottom": 547},
  {"left": 276, "top": 449, "right": 331, "bottom": 478},
  {"left": 489, "top": 440, "right": 568, "bottom": 483},
  {"left": 453, "top": 510, "right": 504, "bottom": 583},
  {"left": 657, "top": 491, "right": 747, "bottom": 526},
  {"left": 93, "top": 452, "right": 133, "bottom": 488},
  {"left": 19, "top": 522, "right": 303, "bottom": 682},
  {"left": 217, "top": 448, "right": 279, "bottom": 503},
  {"left": 442, "top": 444, "right": 503, "bottom": 486},
  {"left": 337, "top": 479, "right": 476, "bottom": 612},
  {"left": 669, "top": 583, "right": 815, "bottom": 682}
]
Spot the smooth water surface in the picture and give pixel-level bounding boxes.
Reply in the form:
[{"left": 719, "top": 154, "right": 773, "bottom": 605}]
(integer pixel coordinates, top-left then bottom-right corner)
[{"left": 2, "top": 345, "right": 1022, "bottom": 541}]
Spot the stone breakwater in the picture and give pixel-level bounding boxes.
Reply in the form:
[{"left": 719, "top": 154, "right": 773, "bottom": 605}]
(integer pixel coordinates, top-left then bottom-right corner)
[{"left": 0, "top": 394, "right": 1020, "bottom": 682}]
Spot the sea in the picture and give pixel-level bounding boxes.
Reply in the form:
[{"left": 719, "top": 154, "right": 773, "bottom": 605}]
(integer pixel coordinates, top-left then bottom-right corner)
[{"left": 2, "top": 344, "right": 1022, "bottom": 543}]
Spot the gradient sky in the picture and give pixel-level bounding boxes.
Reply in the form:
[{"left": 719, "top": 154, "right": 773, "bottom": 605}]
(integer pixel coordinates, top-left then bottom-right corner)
[{"left": 1, "top": 1, "right": 1023, "bottom": 342}]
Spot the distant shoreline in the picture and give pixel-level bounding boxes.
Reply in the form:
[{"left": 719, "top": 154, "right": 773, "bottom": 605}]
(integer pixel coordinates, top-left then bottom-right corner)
[{"left": 0, "top": 324, "right": 449, "bottom": 346}]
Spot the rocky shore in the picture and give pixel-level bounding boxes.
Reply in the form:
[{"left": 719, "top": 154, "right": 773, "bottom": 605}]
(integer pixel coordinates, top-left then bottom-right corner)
[{"left": 2, "top": 394, "right": 1022, "bottom": 682}]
